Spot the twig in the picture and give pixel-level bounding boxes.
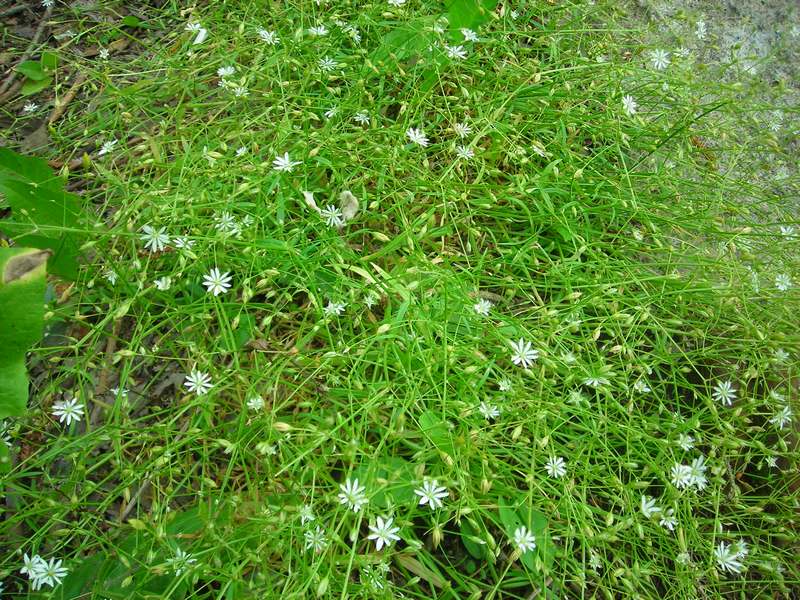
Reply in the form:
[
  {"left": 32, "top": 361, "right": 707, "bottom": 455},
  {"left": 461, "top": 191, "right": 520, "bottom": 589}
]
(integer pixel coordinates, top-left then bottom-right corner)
[
  {"left": 0, "top": 6, "right": 53, "bottom": 98},
  {"left": 0, "top": 5, "right": 27, "bottom": 19},
  {"left": 119, "top": 418, "right": 192, "bottom": 522},
  {"left": 48, "top": 73, "right": 87, "bottom": 124}
]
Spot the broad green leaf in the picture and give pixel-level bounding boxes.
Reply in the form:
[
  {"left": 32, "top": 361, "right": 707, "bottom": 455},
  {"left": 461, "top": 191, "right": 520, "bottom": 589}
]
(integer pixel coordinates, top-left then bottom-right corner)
[
  {"left": 352, "top": 455, "right": 415, "bottom": 508},
  {"left": 497, "top": 497, "right": 554, "bottom": 573},
  {"left": 0, "top": 147, "right": 60, "bottom": 189},
  {"left": 40, "top": 51, "right": 58, "bottom": 73},
  {"left": 21, "top": 75, "right": 52, "bottom": 96},
  {"left": 232, "top": 312, "right": 255, "bottom": 350},
  {"left": 371, "top": 20, "right": 434, "bottom": 63},
  {"left": 460, "top": 519, "right": 488, "bottom": 559},
  {"left": 122, "top": 15, "right": 144, "bottom": 28},
  {"left": 0, "top": 248, "right": 49, "bottom": 418},
  {"left": 0, "top": 148, "right": 88, "bottom": 279},
  {"left": 418, "top": 410, "right": 455, "bottom": 457},
  {"left": 53, "top": 552, "right": 104, "bottom": 599},
  {"left": 446, "top": 0, "right": 497, "bottom": 35},
  {"left": 0, "top": 443, "right": 10, "bottom": 475},
  {"left": 16, "top": 60, "right": 46, "bottom": 80}
]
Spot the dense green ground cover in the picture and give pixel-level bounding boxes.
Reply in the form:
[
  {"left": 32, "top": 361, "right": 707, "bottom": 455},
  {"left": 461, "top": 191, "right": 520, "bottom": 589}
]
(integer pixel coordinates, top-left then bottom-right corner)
[{"left": 0, "top": 0, "right": 797, "bottom": 598}]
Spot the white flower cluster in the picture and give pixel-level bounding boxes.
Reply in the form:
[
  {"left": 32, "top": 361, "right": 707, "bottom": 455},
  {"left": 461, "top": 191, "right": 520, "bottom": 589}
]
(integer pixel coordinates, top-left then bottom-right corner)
[{"left": 20, "top": 554, "right": 68, "bottom": 590}]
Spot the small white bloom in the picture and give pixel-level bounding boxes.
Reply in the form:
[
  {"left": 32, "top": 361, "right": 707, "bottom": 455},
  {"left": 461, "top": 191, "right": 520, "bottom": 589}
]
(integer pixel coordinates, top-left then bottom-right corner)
[
  {"left": 308, "top": 25, "right": 328, "bottom": 36},
  {"left": 304, "top": 526, "right": 329, "bottom": 553},
  {"left": 568, "top": 390, "right": 587, "bottom": 405},
  {"left": 202, "top": 267, "right": 232, "bottom": 296},
  {"left": 185, "top": 23, "right": 208, "bottom": 45},
  {"left": 0, "top": 421, "right": 11, "bottom": 448},
  {"left": 775, "top": 274, "right": 792, "bottom": 291},
  {"left": 353, "top": 111, "right": 370, "bottom": 125},
  {"left": 455, "top": 145, "right": 475, "bottom": 160},
  {"left": 318, "top": 56, "right": 338, "bottom": 72},
  {"left": 714, "top": 541, "right": 743, "bottom": 574},
  {"left": 633, "top": 379, "right": 651, "bottom": 393},
  {"left": 22, "top": 102, "right": 39, "bottom": 114},
  {"left": 98, "top": 48, "right": 110, "bottom": 60},
  {"left": 414, "top": 480, "right": 449, "bottom": 509},
  {"left": 184, "top": 370, "right": 212, "bottom": 395},
  {"left": 773, "top": 348, "right": 789, "bottom": 362},
  {"left": 52, "top": 398, "right": 84, "bottom": 426},
  {"left": 779, "top": 225, "right": 795, "bottom": 237},
  {"left": 509, "top": 338, "right": 538, "bottom": 368},
  {"left": 659, "top": 508, "right": 676, "bottom": 531},
  {"left": 338, "top": 477, "right": 368, "bottom": 512},
  {"left": 388, "top": 0, "right": 406, "bottom": 6},
  {"left": 769, "top": 405, "right": 792, "bottom": 429},
  {"left": 473, "top": 298, "right": 492, "bottom": 315},
  {"left": 583, "top": 376, "right": 610, "bottom": 389},
  {"left": 367, "top": 515, "right": 401, "bottom": 551},
  {"left": 461, "top": 28, "right": 479, "bottom": 42},
  {"left": 405, "top": 127, "right": 429, "bottom": 147},
  {"left": 453, "top": 122, "right": 472, "bottom": 138},
  {"left": 640, "top": 495, "right": 660, "bottom": 518},
  {"left": 561, "top": 351, "right": 578, "bottom": 364},
  {"left": 671, "top": 463, "right": 692, "bottom": 489},
  {"left": 324, "top": 301, "right": 346, "bottom": 316},
  {"left": 217, "top": 65, "right": 235, "bottom": 77},
  {"left": 364, "top": 293, "right": 379, "bottom": 308},
  {"left": 154, "top": 276, "right": 172, "bottom": 291},
  {"left": 622, "top": 95, "right": 638, "bottom": 116},
  {"left": 172, "top": 236, "right": 195, "bottom": 250},
  {"left": 712, "top": 380, "right": 736, "bottom": 406},
  {"left": 320, "top": 205, "right": 344, "bottom": 228},
  {"left": 167, "top": 548, "right": 196, "bottom": 576},
  {"left": 140, "top": 225, "right": 169, "bottom": 252},
  {"left": 478, "top": 401, "right": 500, "bottom": 420},
  {"left": 34, "top": 557, "right": 68, "bottom": 589},
  {"left": 300, "top": 504, "right": 315, "bottom": 524},
  {"left": 272, "top": 152, "right": 301, "bottom": 172},
  {"left": 512, "top": 526, "right": 536, "bottom": 554},
  {"left": 324, "top": 106, "right": 338, "bottom": 119},
  {"left": 247, "top": 395, "right": 265, "bottom": 411},
  {"left": 688, "top": 455, "right": 708, "bottom": 490},
  {"left": 545, "top": 456, "right": 567, "bottom": 478},
  {"left": 649, "top": 49, "right": 670, "bottom": 70},
  {"left": 732, "top": 539, "right": 749, "bottom": 560},
  {"left": 21, "top": 554, "right": 47, "bottom": 580},
  {"left": 236, "top": 146, "right": 248, "bottom": 156},
  {"left": 445, "top": 44, "right": 467, "bottom": 60},
  {"left": 98, "top": 139, "right": 118, "bottom": 156},
  {"left": 695, "top": 20, "right": 707, "bottom": 40},
  {"left": 498, "top": 378, "right": 512, "bottom": 392},
  {"left": 675, "top": 433, "right": 695, "bottom": 451},
  {"left": 232, "top": 85, "right": 249, "bottom": 98},
  {"left": 257, "top": 28, "right": 280, "bottom": 45}
]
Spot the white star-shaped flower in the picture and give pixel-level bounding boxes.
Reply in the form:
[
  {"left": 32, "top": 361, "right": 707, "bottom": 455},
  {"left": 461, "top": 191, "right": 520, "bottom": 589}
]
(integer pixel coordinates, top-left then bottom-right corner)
[
  {"left": 272, "top": 152, "right": 301, "bottom": 172},
  {"left": 414, "top": 480, "right": 448, "bottom": 509},
  {"left": 367, "top": 515, "right": 401, "bottom": 551},
  {"left": 184, "top": 369, "right": 212, "bottom": 395},
  {"left": 509, "top": 338, "right": 538, "bottom": 368},
  {"left": 202, "top": 267, "right": 232, "bottom": 296}
]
